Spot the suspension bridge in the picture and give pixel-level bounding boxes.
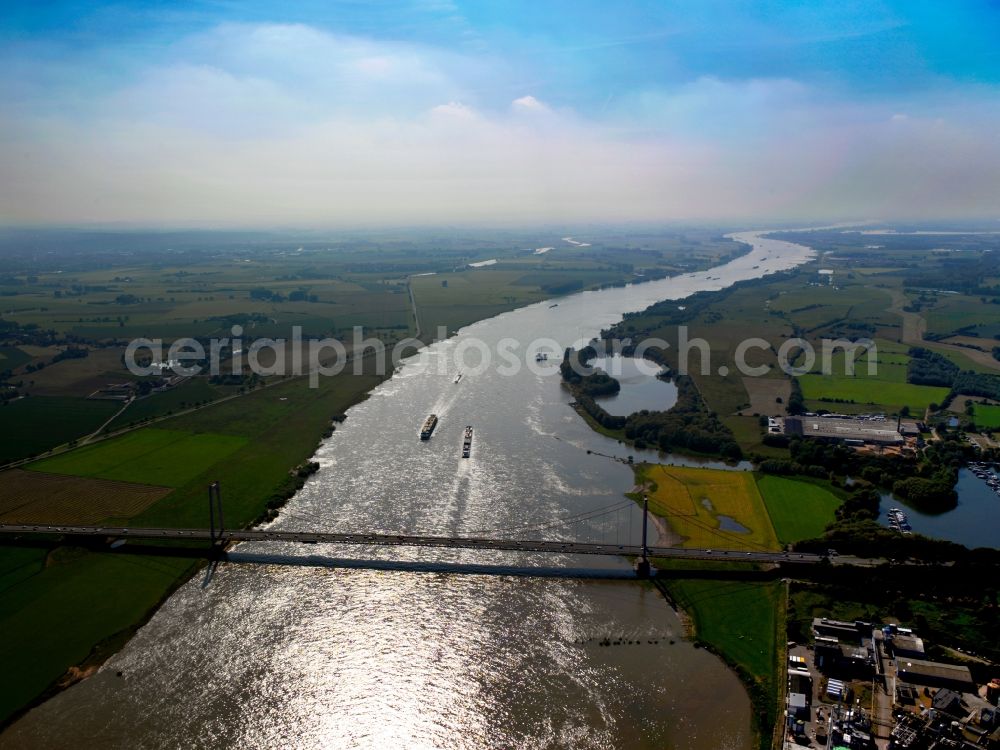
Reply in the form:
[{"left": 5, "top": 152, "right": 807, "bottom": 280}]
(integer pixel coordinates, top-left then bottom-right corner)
[{"left": 0, "top": 482, "right": 829, "bottom": 574}]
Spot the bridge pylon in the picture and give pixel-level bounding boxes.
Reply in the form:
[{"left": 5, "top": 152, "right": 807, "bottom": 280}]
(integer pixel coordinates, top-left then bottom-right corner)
[
  {"left": 635, "top": 494, "right": 652, "bottom": 578},
  {"left": 208, "top": 481, "right": 225, "bottom": 546}
]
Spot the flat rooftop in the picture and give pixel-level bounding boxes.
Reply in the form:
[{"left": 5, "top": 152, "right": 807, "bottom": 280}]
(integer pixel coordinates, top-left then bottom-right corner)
[
  {"left": 786, "top": 416, "right": 904, "bottom": 444},
  {"left": 891, "top": 634, "right": 925, "bottom": 654},
  {"left": 895, "top": 657, "right": 973, "bottom": 685}
]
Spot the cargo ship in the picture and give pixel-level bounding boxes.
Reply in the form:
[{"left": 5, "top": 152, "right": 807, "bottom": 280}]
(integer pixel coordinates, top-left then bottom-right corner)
[
  {"left": 462, "top": 426, "right": 473, "bottom": 458},
  {"left": 420, "top": 414, "right": 438, "bottom": 440}
]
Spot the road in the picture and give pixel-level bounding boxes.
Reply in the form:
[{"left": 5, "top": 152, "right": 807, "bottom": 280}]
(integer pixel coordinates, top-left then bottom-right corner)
[
  {"left": 872, "top": 629, "right": 896, "bottom": 750},
  {"left": 0, "top": 523, "right": 826, "bottom": 564}
]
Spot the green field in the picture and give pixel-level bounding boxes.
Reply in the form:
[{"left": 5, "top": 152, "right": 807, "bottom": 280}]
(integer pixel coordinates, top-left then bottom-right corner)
[
  {"left": 756, "top": 475, "right": 842, "bottom": 544},
  {"left": 926, "top": 293, "right": 1000, "bottom": 337},
  {"left": 105, "top": 379, "right": 225, "bottom": 430},
  {"left": 0, "top": 546, "right": 192, "bottom": 725},
  {"left": 29, "top": 429, "right": 247, "bottom": 487},
  {"left": 972, "top": 403, "right": 1000, "bottom": 430},
  {"left": 665, "top": 578, "right": 782, "bottom": 688},
  {"left": 2, "top": 362, "right": 386, "bottom": 723},
  {"left": 0, "top": 345, "right": 32, "bottom": 372},
  {"left": 797, "top": 373, "right": 948, "bottom": 413},
  {"left": 0, "top": 396, "right": 121, "bottom": 464},
  {"left": 659, "top": 575, "right": 784, "bottom": 746}
]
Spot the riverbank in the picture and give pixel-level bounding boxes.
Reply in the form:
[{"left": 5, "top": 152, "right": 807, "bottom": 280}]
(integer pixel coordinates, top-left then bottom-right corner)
[
  {"left": 0, "top": 361, "right": 387, "bottom": 727},
  {"left": 2, "top": 253, "right": 742, "bottom": 728},
  {"left": 3, "top": 228, "right": 812, "bottom": 746}
]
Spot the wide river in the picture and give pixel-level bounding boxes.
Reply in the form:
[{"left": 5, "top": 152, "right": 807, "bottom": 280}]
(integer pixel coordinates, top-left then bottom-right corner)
[{"left": 4, "top": 232, "right": 816, "bottom": 750}]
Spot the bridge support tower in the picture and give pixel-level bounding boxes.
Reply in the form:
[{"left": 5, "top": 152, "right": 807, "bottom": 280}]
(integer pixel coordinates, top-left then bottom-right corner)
[
  {"left": 208, "top": 481, "right": 225, "bottom": 548},
  {"left": 635, "top": 494, "right": 652, "bottom": 578}
]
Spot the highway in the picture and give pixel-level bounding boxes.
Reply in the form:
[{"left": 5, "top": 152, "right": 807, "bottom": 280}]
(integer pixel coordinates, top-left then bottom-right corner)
[{"left": 0, "top": 523, "right": 825, "bottom": 564}]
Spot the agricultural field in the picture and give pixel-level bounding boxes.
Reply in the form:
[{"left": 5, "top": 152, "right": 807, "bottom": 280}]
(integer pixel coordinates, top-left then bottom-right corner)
[
  {"left": 796, "top": 341, "right": 949, "bottom": 413},
  {"left": 741, "top": 376, "right": 790, "bottom": 417},
  {"left": 971, "top": 403, "right": 1000, "bottom": 430},
  {"left": 766, "top": 282, "right": 893, "bottom": 333},
  {"left": 0, "top": 346, "right": 32, "bottom": 372},
  {"left": 0, "top": 396, "right": 121, "bottom": 464},
  {"left": 756, "top": 475, "right": 842, "bottom": 544},
  {"left": 13, "top": 347, "right": 132, "bottom": 397},
  {"left": 925, "top": 293, "right": 1000, "bottom": 338},
  {"left": 0, "top": 357, "right": 387, "bottom": 723},
  {"left": 28, "top": 428, "right": 248, "bottom": 487},
  {"left": 0, "top": 546, "right": 193, "bottom": 725},
  {"left": 796, "top": 373, "right": 948, "bottom": 414},
  {"left": 105, "top": 379, "right": 225, "bottom": 431},
  {"left": 411, "top": 268, "right": 555, "bottom": 335},
  {"left": 0, "top": 469, "right": 170, "bottom": 524},
  {"left": 637, "top": 464, "right": 780, "bottom": 551}
]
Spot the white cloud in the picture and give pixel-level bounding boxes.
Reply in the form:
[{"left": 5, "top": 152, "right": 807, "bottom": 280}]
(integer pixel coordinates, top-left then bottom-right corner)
[
  {"left": 1, "top": 23, "right": 999, "bottom": 225},
  {"left": 511, "top": 95, "right": 549, "bottom": 112},
  {"left": 429, "top": 101, "right": 478, "bottom": 120}
]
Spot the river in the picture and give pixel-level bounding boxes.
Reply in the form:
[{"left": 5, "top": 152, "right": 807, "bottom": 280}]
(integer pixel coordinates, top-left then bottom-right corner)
[
  {"left": 878, "top": 468, "right": 1000, "bottom": 550},
  {"left": 2, "top": 231, "right": 816, "bottom": 750}
]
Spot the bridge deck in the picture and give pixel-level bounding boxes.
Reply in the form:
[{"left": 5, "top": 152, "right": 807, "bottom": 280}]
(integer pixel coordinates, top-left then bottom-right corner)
[{"left": 0, "top": 523, "right": 821, "bottom": 564}]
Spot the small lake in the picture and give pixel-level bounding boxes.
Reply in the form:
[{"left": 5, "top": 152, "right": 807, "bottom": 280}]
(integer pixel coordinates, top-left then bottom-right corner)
[
  {"left": 701, "top": 498, "right": 752, "bottom": 534},
  {"left": 590, "top": 354, "right": 678, "bottom": 417},
  {"left": 878, "top": 468, "right": 1000, "bottom": 549}
]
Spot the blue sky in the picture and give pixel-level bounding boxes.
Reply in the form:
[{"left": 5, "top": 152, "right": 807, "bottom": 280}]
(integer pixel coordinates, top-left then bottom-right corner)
[{"left": 1, "top": 0, "right": 999, "bottom": 225}]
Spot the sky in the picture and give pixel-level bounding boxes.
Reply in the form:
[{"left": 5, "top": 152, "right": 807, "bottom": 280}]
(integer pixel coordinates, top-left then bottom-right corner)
[{"left": 1, "top": 0, "right": 999, "bottom": 227}]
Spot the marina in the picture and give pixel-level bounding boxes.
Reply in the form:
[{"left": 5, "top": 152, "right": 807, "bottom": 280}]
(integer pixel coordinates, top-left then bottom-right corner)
[
  {"left": 969, "top": 461, "right": 1000, "bottom": 494},
  {"left": 887, "top": 507, "right": 912, "bottom": 534},
  {"left": 878, "top": 467, "right": 1000, "bottom": 549}
]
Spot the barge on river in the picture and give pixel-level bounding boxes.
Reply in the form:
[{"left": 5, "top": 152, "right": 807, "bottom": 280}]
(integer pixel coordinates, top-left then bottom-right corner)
[
  {"left": 462, "top": 426, "right": 473, "bottom": 457},
  {"left": 420, "top": 414, "right": 438, "bottom": 440}
]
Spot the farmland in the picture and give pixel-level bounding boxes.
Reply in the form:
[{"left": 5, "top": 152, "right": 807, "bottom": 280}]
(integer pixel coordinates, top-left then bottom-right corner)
[
  {"left": 636, "top": 464, "right": 781, "bottom": 551},
  {"left": 0, "top": 469, "right": 170, "bottom": 524},
  {"left": 796, "top": 338, "right": 950, "bottom": 414},
  {"left": 0, "top": 226, "right": 741, "bottom": 473},
  {"left": 0, "top": 547, "right": 193, "bottom": 726},
  {"left": 105, "top": 379, "right": 225, "bottom": 430},
  {"left": 796, "top": 374, "right": 948, "bottom": 414},
  {"left": 637, "top": 465, "right": 842, "bottom": 549},
  {"left": 0, "top": 397, "right": 120, "bottom": 464},
  {"left": 665, "top": 578, "right": 784, "bottom": 690},
  {"left": 756, "top": 475, "right": 842, "bottom": 544},
  {"left": 29, "top": 429, "right": 248, "bottom": 488},
  {"left": 0, "top": 356, "right": 386, "bottom": 724},
  {"left": 971, "top": 403, "right": 1000, "bottom": 430}
]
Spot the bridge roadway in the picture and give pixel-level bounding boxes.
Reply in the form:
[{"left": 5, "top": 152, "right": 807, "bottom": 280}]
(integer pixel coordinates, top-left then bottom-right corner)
[{"left": 0, "top": 523, "right": 824, "bottom": 564}]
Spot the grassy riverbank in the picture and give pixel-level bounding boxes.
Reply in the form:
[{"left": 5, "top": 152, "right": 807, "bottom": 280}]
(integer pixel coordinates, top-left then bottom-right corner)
[
  {"left": 0, "top": 360, "right": 386, "bottom": 726},
  {"left": 633, "top": 465, "right": 841, "bottom": 749},
  {"left": 656, "top": 571, "right": 785, "bottom": 750}
]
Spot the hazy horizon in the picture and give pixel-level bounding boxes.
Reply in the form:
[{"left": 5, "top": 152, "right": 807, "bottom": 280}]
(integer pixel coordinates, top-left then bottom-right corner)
[{"left": 2, "top": 1, "right": 999, "bottom": 226}]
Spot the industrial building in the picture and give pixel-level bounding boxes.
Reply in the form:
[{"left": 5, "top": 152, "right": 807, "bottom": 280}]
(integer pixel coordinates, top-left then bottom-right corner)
[
  {"left": 895, "top": 657, "right": 975, "bottom": 691},
  {"left": 889, "top": 633, "right": 926, "bottom": 660},
  {"left": 785, "top": 415, "right": 904, "bottom": 446},
  {"left": 813, "top": 617, "right": 869, "bottom": 642}
]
